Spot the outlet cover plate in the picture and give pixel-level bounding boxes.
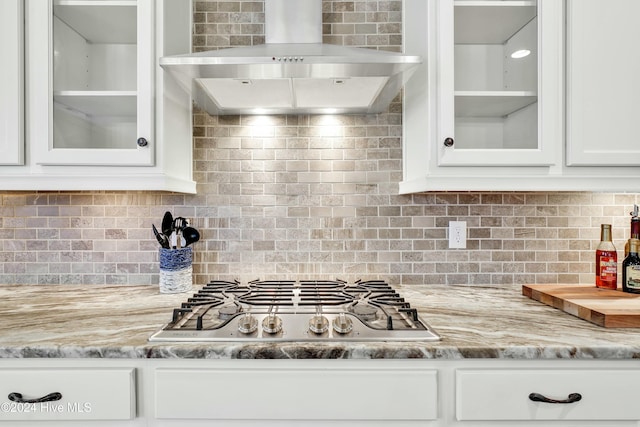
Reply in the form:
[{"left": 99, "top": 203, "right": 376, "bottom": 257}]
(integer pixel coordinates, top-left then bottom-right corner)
[{"left": 449, "top": 221, "right": 467, "bottom": 249}]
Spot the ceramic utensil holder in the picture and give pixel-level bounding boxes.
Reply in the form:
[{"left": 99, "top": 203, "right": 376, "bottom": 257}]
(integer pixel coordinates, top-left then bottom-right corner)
[{"left": 159, "top": 247, "right": 192, "bottom": 294}]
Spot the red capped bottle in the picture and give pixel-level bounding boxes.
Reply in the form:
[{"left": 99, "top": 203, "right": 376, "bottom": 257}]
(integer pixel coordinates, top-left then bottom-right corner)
[{"left": 596, "top": 224, "right": 617, "bottom": 289}]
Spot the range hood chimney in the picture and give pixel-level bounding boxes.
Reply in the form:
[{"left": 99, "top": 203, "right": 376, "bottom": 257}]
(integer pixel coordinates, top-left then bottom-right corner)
[{"left": 159, "top": 0, "right": 421, "bottom": 116}]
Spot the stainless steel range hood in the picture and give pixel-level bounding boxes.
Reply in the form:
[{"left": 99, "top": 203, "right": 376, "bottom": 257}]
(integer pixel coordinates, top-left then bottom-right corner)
[{"left": 160, "top": 0, "right": 421, "bottom": 116}]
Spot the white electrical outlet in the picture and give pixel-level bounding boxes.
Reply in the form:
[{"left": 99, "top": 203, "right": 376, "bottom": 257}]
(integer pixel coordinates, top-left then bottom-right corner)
[{"left": 449, "top": 221, "right": 467, "bottom": 249}]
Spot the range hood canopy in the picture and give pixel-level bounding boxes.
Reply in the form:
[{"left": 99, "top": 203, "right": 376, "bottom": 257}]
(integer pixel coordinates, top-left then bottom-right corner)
[{"left": 160, "top": 0, "right": 422, "bottom": 116}]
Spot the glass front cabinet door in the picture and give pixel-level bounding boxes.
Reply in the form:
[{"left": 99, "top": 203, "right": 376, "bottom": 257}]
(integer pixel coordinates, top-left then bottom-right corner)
[
  {"left": 27, "top": 0, "right": 153, "bottom": 166},
  {"left": 0, "top": 0, "right": 24, "bottom": 166},
  {"left": 437, "top": 0, "right": 560, "bottom": 166},
  {"left": 402, "top": 0, "right": 563, "bottom": 192}
]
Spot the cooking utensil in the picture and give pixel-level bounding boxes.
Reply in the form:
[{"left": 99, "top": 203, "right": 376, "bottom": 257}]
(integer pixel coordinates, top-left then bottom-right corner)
[
  {"left": 183, "top": 226, "right": 200, "bottom": 247},
  {"left": 173, "top": 217, "right": 187, "bottom": 230},
  {"left": 161, "top": 211, "right": 174, "bottom": 237},
  {"left": 173, "top": 217, "right": 187, "bottom": 249},
  {"left": 152, "top": 224, "right": 170, "bottom": 249}
]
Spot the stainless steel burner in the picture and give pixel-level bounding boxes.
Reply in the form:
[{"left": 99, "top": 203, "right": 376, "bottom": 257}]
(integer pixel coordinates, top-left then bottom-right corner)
[
  {"left": 350, "top": 304, "right": 378, "bottom": 321},
  {"left": 219, "top": 305, "right": 242, "bottom": 320}
]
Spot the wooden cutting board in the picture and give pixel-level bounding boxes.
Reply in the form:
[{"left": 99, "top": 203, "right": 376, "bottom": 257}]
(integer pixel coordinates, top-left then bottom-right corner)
[{"left": 522, "top": 284, "right": 640, "bottom": 328}]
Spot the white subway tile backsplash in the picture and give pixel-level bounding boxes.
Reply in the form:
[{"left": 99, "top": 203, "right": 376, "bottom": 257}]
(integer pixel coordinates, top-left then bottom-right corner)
[{"left": 1, "top": 1, "right": 639, "bottom": 287}]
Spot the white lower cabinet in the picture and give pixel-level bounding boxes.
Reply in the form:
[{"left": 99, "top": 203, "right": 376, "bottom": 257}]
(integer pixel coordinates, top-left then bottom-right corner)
[
  {"left": 0, "top": 368, "right": 135, "bottom": 421},
  {"left": 0, "top": 360, "right": 140, "bottom": 426},
  {"left": 146, "top": 359, "right": 640, "bottom": 427},
  {"left": 154, "top": 362, "right": 438, "bottom": 422},
  {"left": 456, "top": 369, "right": 640, "bottom": 422},
  {"left": 1, "top": 358, "right": 639, "bottom": 426}
]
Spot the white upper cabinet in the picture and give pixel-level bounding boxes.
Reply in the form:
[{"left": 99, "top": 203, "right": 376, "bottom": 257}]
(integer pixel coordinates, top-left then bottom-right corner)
[
  {"left": 402, "top": 0, "right": 563, "bottom": 192},
  {"left": 0, "top": 0, "right": 24, "bottom": 165},
  {"left": 438, "top": 0, "right": 557, "bottom": 167},
  {"left": 29, "top": 0, "right": 153, "bottom": 166},
  {"left": 1, "top": 0, "right": 196, "bottom": 192},
  {"left": 566, "top": 0, "right": 640, "bottom": 166},
  {"left": 403, "top": 0, "right": 640, "bottom": 192}
]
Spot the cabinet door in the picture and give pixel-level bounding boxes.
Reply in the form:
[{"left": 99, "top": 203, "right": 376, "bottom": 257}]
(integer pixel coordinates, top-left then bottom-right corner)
[
  {"left": 27, "top": 0, "right": 154, "bottom": 166},
  {"left": 457, "top": 368, "right": 640, "bottom": 421},
  {"left": 0, "top": 368, "right": 135, "bottom": 421},
  {"left": 155, "top": 367, "right": 438, "bottom": 421},
  {"left": 0, "top": 0, "right": 24, "bottom": 165},
  {"left": 566, "top": 0, "right": 640, "bottom": 166},
  {"left": 436, "top": 0, "right": 560, "bottom": 166}
]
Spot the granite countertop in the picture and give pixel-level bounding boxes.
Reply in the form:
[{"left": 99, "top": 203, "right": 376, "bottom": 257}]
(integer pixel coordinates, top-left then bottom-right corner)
[{"left": 1, "top": 283, "right": 640, "bottom": 360}]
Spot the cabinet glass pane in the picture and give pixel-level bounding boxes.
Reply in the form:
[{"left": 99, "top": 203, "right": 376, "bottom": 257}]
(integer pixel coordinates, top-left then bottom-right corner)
[
  {"left": 453, "top": 1, "right": 538, "bottom": 149},
  {"left": 52, "top": 1, "right": 137, "bottom": 149}
]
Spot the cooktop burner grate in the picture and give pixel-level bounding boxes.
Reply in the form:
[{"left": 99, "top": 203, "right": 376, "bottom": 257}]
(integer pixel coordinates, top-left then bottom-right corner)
[{"left": 149, "top": 279, "right": 440, "bottom": 342}]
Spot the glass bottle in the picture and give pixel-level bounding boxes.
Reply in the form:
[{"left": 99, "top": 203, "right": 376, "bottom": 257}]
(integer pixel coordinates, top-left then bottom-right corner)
[
  {"left": 623, "top": 238, "right": 640, "bottom": 294},
  {"left": 596, "top": 224, "right": 617, "bottom": 289},
  {"left": 624, "top": 205, "right": 639, "bottom": 257}
]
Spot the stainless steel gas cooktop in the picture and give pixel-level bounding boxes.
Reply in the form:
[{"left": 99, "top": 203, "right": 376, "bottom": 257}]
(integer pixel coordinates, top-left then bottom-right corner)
[{"left": 149, "top": 279, "right": 440, "bottom": 342}]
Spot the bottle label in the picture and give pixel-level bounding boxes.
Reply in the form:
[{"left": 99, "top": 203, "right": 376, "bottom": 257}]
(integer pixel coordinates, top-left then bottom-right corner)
[
  {"left": 600, "top": 256, "right": 617, "bottom": 279},
  {"left": 625, "top": 265, "right": 640, "bottom": 290}
]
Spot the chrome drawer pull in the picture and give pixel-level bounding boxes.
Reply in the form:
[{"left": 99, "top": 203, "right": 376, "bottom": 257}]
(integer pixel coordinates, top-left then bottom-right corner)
[
  {"left": 8, "top": 392, "right": 62, "bottom": 403},
  {"left": 529, "top": 392, "right": 582, "bottom": 404}
]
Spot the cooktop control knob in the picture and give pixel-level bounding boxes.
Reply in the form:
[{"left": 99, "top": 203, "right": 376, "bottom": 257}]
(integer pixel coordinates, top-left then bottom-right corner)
[
  {"left": 238, "top": 313, "right": 258, "bottom": 334},
  {"left": 309, "top": 315, "right": 329, "bottom": 334},
  {"left": 332, "top": 312, "right": 353, "bottom": 334},
  {"left": 261, "top": 313, "right": 283, "bottom": 334}
]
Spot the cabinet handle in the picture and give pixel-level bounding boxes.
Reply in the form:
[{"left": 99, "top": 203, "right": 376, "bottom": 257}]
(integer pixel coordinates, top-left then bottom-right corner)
[
  {"left": 443, "top": 137, "right": 454, "bottom": 147},
  {"left": 8, "top": 392, "right": 63, "bottom": 404},
  {"left": 528, "top": 392, "right": 582, "bottom": 404},
  {"left": 137, "top": 137, "right": 149, "bottom": 147}
]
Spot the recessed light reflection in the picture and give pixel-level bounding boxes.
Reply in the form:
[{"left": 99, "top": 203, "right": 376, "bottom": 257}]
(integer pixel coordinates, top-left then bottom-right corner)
[
  {"left": 510, "top": 49, "right": 531, "bottom": 59},
  {"left": 244, "top": 114, "right": 277, "bottom": 138},
  {"left": 317, "top": 114, "right": 343, "bottom": 137}
]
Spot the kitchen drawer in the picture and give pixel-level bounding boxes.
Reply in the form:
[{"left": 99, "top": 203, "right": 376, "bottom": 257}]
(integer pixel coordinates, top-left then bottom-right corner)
[
  {"left": 456, "top": 369, "right": 640, "bottom": 421},
  {"left": 0, "top": 368, "right": 135, "bottom": 421},
  {"left": 155, "top": 367, "right": 438, "bottom": 421}
]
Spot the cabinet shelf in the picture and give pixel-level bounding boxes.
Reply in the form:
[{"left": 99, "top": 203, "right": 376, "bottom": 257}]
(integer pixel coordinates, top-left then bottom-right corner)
[
  {"left": 454, "top": 1, "right": 537, "bottom": 44},
  {"left": 53, "top": 1, "right": 136, "bottom": 44},
  {"left": 54, "top": 91, "right": 136, "bottom": 117},
  {"left": 455, "top": 91, "right": 537, "bottom": 117}
]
